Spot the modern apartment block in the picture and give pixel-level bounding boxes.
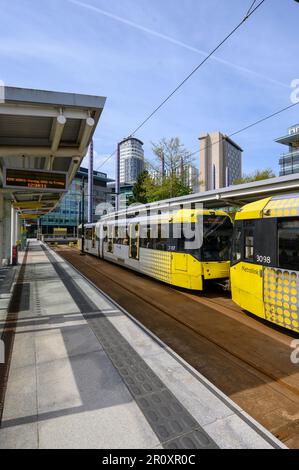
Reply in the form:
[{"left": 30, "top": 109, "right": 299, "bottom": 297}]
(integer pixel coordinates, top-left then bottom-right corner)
[
  {"left": 276, "top": 124, "right": 299, "bottom": 176},
  {"left": 199, "top": 132, "right": 242, "bottom": 192},
  {"left": 119, "top": 137, "right": 145, "bottom": 184}
]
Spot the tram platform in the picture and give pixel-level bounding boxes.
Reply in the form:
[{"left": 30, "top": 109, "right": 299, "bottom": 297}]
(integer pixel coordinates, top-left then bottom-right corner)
[
  {"left": 0, "top": 266, "right": 16, "bottom": 337},
  {"left": 0, "top": 241, "right": 285, "bottom": 449}
]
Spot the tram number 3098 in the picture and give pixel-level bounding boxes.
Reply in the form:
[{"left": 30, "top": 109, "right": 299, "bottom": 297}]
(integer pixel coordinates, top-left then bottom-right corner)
[{"left": 256, "top": 255, "right": 271, "bottom": 264}]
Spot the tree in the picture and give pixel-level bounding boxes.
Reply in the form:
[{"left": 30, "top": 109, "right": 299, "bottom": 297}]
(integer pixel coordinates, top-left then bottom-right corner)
[
  {"left": 144, "top": 174, "right": 192, "bottom": 202},
  {"left": 130, "top": 170, "right": 150, "bottom": 204},
  {"left": 233, "top": 168, "right": 276, "bottom": 185},
  {"left": 130, "top": 171, "right": 192, "bottom": 205},
  {"left": 151, "top": 137, "right": 194, "bottom": 177},
  {"left": 130, "top": 138, "right": 196, "bottom": 204}
]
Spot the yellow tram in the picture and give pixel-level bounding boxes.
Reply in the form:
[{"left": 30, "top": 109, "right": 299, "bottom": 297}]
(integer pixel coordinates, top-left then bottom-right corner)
[
  {"left": 79, "top": 208, "right": 233, "bottom": 291},
  {"left": 231, "top": 194, "right": 299, "bottom": 333}
]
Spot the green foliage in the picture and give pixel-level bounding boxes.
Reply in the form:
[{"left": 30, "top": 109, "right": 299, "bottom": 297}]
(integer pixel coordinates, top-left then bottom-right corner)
[
  {"left": 130, "top": 170, "right": 150, "bottom": 204},
  {"left": 233, "top": 168, "right": 276, "bottom": 185},
  {"left": 144, "top": 174, "right": 192, "bottom": 202},
  {"left": 130, "top": 138, "right": 195, "bottom": 204},
  {"left": 130, "top": 171, "right": 192, "bottom": 204},
  {"left": 151, "top": 137, "right": 194, "bottom": 175}
]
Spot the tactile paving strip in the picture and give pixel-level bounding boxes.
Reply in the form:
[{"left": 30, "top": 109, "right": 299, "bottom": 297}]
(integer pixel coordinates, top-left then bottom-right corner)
[
  {"left": 42, "top": 245, "right": 218, "bottom": 449},
  {"left": 0, "top": 267, "right": 16, "bottom": 297}
]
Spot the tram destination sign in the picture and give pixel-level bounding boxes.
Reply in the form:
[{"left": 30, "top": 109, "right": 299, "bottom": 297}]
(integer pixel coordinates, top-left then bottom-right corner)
[{"left": 3, "top": 168, "right": 67, "bottom": 192}]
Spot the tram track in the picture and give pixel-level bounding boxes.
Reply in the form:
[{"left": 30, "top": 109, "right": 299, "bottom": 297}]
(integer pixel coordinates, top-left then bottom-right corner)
[{"left": 55, "top": 246, "right": 299, "bottom": 448}]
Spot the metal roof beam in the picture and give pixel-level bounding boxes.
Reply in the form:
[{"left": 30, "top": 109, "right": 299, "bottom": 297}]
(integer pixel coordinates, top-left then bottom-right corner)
[
  {"left": 0, "top": 104, "right": 90, "bottom": 120},
  {"left": 44, "top": 156, "right": 54, "bottom": 171},
  {"left": 79, "top": 117, "right": 95, "bottom": 153},
  {"left": 0, "top": 147, "right": 81, "bottom": 157},
  {"left": 51, "top": 115, "right": 67, "bottom": 153}
]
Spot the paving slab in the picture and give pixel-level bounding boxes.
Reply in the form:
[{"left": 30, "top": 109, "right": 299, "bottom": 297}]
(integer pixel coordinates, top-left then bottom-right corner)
[{"left": 0, "top": 241, "right": 286, "bottom": 449}]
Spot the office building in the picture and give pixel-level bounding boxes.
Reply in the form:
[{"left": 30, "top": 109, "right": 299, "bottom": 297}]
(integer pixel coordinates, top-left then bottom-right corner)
[
  {"left": 199, "top": 132, "right": 242, "bottom": 192},
  {"left": 276, "top": 124, "right": 299, "bottom": 176},
  {"left": 175, "top": 164, "right": 200, "bottom": 193},
  {"left": 40, "top": 167, "right": 113, "bottom": 236},
  {"left": 186, "top": 165, "right": 200, "bottom": 193},
  {"left": 107, "top": 182, "right": 134, "bottom": 210},
  {"left": 119, "top": 137, "right": 145, "bottom": 184}
]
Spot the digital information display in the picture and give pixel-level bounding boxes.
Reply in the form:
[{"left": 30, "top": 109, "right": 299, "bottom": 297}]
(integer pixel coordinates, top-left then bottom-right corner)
[{"left": 4, "top": 168, "right": 67, "bottom": 192}]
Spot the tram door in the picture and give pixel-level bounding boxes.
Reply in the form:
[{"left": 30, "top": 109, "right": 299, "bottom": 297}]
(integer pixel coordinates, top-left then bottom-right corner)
[
  {"left": 231, "top": 219, "right": 265, "bottom": 319},
  {"left": 129, "top": 224, "right": 140, "bottom": 260}
]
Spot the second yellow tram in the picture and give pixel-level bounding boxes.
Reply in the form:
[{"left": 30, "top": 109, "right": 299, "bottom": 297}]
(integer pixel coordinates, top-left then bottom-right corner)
[{"left": 231, "top": 194, "right": 299, "bottom": 333}]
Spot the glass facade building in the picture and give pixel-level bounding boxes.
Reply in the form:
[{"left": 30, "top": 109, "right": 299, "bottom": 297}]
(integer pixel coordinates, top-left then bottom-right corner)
[
  {"left": 107, "top": 182, "right": 134, "bottom": 210},
  {"left": 40, "top": 167, "right": 113, "bottom": 236},
  {"left": 276, "top": 124, "right": 299, "bottom": 176}
]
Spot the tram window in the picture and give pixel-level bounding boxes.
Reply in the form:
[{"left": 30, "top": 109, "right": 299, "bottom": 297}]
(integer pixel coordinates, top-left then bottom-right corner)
[
  {"left": 115, "top": 225, "right": 128, "bottom": 245},
  {"left": 125, "top": 225, "right": 130, "bottom": 246},
  {"left": 114, "top": 226, "right": 119, "bottom": 244},
  {"left": 78, "top": 228, "right": 82, "bottom": 238},
  {"left": 278, "top": 218, "right": 299, "bottom": 270},
  {"left": 232, "top": 221, "right": 242, "bottom": 264},
  {"left": 139, "top": 226, "right": 154, "bottom": 249},
  {"left": 155, "top": 239, "right": 169, "bottom": 251},
  {"left": 85, "top": 228, "right": 92, "bottom": 240},
  {"left": 103, "top": 226, "right": 108, "bottom": 242},
  {"left": 155, "top": 224, "right": 173, "bottom": 251},
  {"left": 202, "top": 216, "right": 232, "bottom": 262},
  {"left": 244, "top": 221, "right": 255, "bottom": 261}
]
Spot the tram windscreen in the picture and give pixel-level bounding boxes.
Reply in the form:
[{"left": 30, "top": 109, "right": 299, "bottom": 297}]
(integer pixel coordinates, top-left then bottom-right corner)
[
  {"left": 202, "top": 216, "right": 233, "bottom": 261},
  {"left": 278, "top": 218, "right": 299, "bottom": 270}
]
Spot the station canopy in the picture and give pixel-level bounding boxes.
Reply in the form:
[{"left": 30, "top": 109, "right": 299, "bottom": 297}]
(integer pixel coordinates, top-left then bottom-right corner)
[
  {"left": 0, "top": 86, "right": 106, "bottom": 219},
  {"left": 112, "top": 171, "right": 299, "bottom": 219}
]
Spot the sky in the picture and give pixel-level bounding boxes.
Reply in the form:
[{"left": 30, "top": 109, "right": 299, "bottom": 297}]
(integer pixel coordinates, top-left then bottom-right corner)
[{"left": 0, "top": 0, "right": 299, "bottom": 179}]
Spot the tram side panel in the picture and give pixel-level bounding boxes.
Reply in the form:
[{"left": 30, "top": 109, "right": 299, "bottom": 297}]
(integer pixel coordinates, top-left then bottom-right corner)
[
  {"left": 100, "top": 219, "right": 204, "bottom": 289},
  {"left": 79, "top": 211, "right": 232, "bottom": 292},
  {"left": 102, "top": 242, "right": 204, "bottom": 290}
]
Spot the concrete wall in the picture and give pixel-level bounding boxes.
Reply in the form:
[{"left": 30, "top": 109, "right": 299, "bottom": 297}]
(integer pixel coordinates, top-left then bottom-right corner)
[{"left": 0, "top": 194, "right": 3, "bottom": 265}]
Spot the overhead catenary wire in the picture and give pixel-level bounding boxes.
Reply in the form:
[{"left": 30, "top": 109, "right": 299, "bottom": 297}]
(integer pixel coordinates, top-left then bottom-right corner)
[
  {"left": 95, "top": 0, "right": 266, "bottom": 171},
  {"left": 245, "top": 0, "right": 258, "bottom": 17},
  {"left": 128, "top": 0, "right": 266, "bottom": 137},
  {"left": 175, "top": 100, "right": 299, "bottom": 163},
  {"left": 96, "top": 149, "right": 117, "bottom": 172},
  {"left": 98, "top": 100, "right": 299, "bottom": 173}
]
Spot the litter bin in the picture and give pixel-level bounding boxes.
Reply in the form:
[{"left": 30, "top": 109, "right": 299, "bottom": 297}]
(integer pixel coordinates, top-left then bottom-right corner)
[{"left": 12, "top": 245, "right": 18, "bottom": 266}]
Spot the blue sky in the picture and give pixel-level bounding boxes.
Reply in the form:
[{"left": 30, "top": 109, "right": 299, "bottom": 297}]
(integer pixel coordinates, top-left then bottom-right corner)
[{"left": 1, "top": 0, "right": 299, "bottom": 179}]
